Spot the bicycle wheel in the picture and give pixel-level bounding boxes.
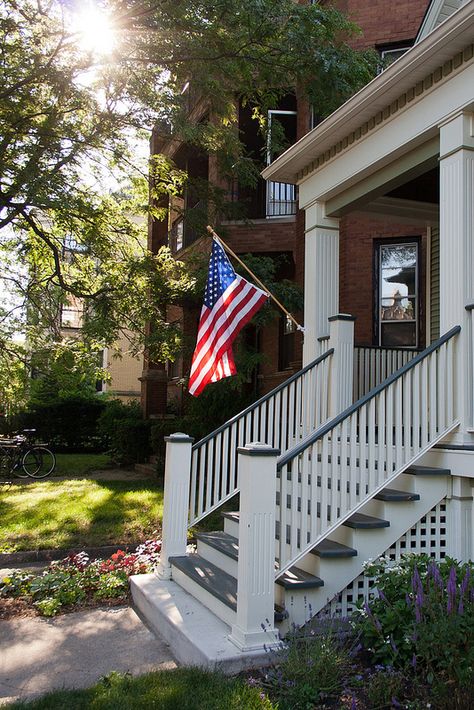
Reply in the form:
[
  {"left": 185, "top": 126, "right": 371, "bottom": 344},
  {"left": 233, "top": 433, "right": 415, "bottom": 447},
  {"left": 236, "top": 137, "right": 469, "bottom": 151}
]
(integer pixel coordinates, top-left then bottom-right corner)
[
  {"left": 22, "top": 447, "right": 56, "bottom": 478},
  {"left": 0, "top": 448, "right": 13, "bottom": 486}
]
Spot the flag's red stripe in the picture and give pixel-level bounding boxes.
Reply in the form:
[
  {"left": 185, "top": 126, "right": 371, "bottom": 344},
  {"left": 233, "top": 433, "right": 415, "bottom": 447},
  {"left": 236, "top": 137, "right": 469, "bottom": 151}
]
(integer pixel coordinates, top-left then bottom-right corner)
[
  {"left": 190, "top": 285, "right": 262, "bottom": 386},
  {"left": 189, "top": 289, "right": 266, "bottom": 396},
  {"left": 189, "top": 287, "right": 266, "bottom": 394}
]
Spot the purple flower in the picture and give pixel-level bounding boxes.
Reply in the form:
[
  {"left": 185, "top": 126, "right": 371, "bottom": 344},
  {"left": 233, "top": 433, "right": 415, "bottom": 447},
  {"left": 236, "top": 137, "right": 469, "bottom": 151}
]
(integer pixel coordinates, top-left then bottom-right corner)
[
  {"left": 364, "top": 600, "right": 372, "bottom": 617},
  {"left": 458, "top": 598, "right": 464, "bottom": 615},
  {"left": 411, "top": 654, "right": 417, "bottom": 669},
  {"left": 390, "top": 636, "right": 398, "bottom": 654},
  {"left": 412, "top": 565, "right": 422, "bottom": 594},
  {"left": 351, "top": 696, "right": 357, "bottom": 710},
  {"left": 405, "top": 592, "right": 412, "bottom": 607},
  {"left": 378, "top": 589, "right": 388, "bottom": 603},
  {"left": 391, "top": 697, "right": 402, "bottom": 707},
  {"left": 447, "top": 566, "right": 457, "bottom": 614},
  {"left": 460, "top": 568, "right": 470, "bottom": 597}
]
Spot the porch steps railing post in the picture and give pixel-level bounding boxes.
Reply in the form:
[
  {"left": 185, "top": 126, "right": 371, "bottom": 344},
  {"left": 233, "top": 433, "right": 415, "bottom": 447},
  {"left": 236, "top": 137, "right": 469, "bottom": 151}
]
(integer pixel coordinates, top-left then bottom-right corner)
[
  {"left": 328, "top": 314, "right": 355, "bottom": 417},
  {"left": 229, "top": 443, "right": 280, "bottom": 652},
  {"left": 156, "top": 433, "right": 194, "bottom": 580}
]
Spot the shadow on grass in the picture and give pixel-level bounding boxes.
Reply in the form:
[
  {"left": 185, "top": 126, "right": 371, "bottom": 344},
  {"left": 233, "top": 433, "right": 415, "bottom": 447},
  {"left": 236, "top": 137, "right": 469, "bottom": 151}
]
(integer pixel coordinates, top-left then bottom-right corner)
[{"left": 0, "top": 479, "right": 164, "bottom": 553}]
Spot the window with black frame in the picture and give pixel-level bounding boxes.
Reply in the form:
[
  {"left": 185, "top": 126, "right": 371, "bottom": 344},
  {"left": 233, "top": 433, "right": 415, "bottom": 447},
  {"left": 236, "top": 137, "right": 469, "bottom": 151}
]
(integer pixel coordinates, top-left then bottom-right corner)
[{"left": 376, "top": 240, "right": 419, "bottom": 347}]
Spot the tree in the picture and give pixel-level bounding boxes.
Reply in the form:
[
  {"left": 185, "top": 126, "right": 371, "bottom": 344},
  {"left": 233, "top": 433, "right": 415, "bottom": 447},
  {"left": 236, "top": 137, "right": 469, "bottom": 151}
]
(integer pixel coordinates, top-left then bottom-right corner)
[{"left": 0, "top": 0, "right": 378, "bottom": 371}]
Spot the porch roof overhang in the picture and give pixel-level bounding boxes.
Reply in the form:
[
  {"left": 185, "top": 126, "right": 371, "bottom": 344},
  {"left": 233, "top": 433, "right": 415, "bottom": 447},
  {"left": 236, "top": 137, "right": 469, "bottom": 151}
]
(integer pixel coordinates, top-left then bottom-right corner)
[{"left": 262, "top": 0, "right": 474, "bottom": 214}]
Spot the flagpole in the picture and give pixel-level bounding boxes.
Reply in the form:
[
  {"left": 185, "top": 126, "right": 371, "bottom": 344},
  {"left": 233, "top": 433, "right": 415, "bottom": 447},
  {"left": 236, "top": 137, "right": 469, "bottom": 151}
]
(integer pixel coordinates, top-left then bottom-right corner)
[{"left": 206, "top": 225, "right": 304, "bottom": 333}]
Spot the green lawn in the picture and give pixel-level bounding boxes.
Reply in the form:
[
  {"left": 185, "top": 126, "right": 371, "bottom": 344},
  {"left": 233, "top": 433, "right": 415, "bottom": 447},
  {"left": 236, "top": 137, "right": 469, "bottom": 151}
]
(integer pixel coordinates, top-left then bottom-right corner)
[
  {"left": 0, "top": 479, "right": 163, "bottom": 552},
  {"left": 7, "top": 669, "right": 273, "bottom": 710},
  {"left": 53, "top": 453, "right": 112, "bottom": 477}
]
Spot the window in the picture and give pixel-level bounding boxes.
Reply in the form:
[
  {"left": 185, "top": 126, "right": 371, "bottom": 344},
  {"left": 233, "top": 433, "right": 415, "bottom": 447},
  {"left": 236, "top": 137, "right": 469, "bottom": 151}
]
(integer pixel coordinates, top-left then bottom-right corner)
[
  {"left": 266, "top": 109, "right": 297, "bottom": 218},
  {"left": 279, "top": 314, "right": 296, "bottom": 371},
  {"left": 376, "top": 241, "right": 419, "bottom": 347},
  {"left": 60, "top": 298, "right": 84, "bottom": 329},
  {"left": 377, "top": 42, "right": 413, "bottom": 73}
]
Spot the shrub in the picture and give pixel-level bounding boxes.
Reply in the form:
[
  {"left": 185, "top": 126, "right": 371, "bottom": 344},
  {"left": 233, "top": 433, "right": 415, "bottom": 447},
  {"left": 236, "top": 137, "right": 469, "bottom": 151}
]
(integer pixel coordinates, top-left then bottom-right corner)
[
  {"left": 96, "top": 399, "right": 143, "bottom": 449},
  {"left": 13, "top": 395, "right": 107, "bottom": 451},
  {"left": 353, "top": 554, "right": 474, "bottom": 693}
]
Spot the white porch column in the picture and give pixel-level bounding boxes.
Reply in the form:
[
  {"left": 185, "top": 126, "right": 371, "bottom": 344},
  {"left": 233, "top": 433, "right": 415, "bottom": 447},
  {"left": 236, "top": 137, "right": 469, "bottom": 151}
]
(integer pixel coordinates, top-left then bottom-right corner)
[
  {"left": 328, "top": 314, "right": 355, "bottom": 417},
  {"left": 446, "top": 476, "right": 473, "bottom": 562},
  {"left": 229, "top": 443, "right": 280, "bottom": 652},
  {"left": 303, "top": 202, "right": 339, "bottom": 365},
  {"left": 439, "top": 110, "right": 474, "bottom": 440},
  {"left": 156, "top": 433, "right": 193, "bottom": 580}
]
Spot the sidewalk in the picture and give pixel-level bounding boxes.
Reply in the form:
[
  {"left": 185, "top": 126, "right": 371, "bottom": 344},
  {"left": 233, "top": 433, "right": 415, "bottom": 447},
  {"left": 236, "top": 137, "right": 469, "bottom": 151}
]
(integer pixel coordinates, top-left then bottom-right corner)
[{"left": 0, "top": 606, "right": 177, "bottom": 705}]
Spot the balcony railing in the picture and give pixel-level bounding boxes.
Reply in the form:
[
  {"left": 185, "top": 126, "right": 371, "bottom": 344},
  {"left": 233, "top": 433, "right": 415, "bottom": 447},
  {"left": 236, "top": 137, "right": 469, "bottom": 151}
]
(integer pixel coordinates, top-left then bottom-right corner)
[{"left": 266, "top": 180, "right": 297, "bottom": 217}]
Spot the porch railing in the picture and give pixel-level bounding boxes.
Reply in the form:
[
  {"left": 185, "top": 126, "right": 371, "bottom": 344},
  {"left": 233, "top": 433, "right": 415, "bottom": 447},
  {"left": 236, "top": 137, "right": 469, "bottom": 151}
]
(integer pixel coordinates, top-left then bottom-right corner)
[
  {"left": 353, "top": 345, "right": 420, "bottom": 401},
  {"left": 188, "top": 348, "right": 333, "bottom": 526},
  {"left": 266, "top": 181, "right": 297, "bottom": 217},
  {"left": 275, "top": 326, "right": 460, "bottom": 578}
]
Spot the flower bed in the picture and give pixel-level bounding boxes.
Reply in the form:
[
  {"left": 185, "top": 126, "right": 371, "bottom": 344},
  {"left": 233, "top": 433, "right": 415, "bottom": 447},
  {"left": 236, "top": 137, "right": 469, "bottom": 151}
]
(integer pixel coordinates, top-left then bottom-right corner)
[{"left": 0, "top": 538, "right": 162, "bottom": 618}]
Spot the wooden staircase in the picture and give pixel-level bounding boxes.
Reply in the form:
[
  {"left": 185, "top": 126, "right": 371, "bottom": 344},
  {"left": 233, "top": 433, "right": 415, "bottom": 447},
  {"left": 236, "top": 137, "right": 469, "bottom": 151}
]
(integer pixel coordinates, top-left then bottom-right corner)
[{"left": 131, "top": 325, "right": 460, "bottom": 669}]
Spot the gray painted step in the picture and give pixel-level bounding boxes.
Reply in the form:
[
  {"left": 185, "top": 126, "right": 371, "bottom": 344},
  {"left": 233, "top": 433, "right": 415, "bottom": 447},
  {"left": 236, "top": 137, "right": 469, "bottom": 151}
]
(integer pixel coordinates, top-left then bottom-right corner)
[
  {"left": 344, "top": 513, "right": 390, "bottom": 529},
  {"left": 374, "top": 488, "right": 420, "bottom": 502},
  {"left": 310, "top": 539, "right": 357, "bottom": 559},
  {"left": 405, "top": 465, "right": 451, "bottom": 476},
  {"left": 170, "top": 554, "right": 237, "bottom": 611},
  {"left": 170, "top": 554, "right": 288, "bottom": 622},
  {"left": 198, "top": 530, "right": 324, "bottom": 590},
  {"left": 222, "top": 511, "right": 240, "bottom": 525}
]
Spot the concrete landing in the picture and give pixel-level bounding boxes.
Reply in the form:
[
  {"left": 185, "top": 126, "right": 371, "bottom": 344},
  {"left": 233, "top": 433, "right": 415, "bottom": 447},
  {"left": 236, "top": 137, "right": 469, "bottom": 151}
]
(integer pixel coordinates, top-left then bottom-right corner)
[{"left": 130, "top": 574, "right": 277, "bottom": 675}]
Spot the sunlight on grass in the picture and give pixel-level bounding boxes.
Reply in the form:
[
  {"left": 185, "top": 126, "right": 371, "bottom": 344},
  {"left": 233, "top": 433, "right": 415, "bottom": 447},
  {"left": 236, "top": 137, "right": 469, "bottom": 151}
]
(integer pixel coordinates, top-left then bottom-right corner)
[{"left": 0, "top": 480, "right": 164, "bottom": 552}]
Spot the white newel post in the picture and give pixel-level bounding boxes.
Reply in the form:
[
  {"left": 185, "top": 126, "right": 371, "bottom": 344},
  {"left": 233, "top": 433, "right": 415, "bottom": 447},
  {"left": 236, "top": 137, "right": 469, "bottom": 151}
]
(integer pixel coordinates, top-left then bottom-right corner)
[
  {"left": 446, "top": 476, "right": 473, "bottom": 562},
  {"left": 156, "top": 433, "right": 193, "bottom": 580},
  {"left": 303, "top": 202, "right": 339, "bottom": 365},
  {"left": 328, "top": 314, "right": 355, "bottom": 417},
  {"left": 439, "top": 110, "right": 474, "bottom": 441},
  {"left": 229, "top": 443, "right": 280, "bottom": 652}
]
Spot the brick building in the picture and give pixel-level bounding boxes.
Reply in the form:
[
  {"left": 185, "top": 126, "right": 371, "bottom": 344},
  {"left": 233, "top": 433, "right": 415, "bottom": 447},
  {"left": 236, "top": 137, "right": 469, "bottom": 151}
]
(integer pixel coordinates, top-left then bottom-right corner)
[{"left": 141, "top": 0, "right": 461, "bottom": 418}]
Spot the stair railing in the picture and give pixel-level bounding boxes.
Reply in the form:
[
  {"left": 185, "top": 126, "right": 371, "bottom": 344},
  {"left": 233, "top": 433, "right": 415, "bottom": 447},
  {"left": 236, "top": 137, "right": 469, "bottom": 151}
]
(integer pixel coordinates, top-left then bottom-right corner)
[
  {"left": 275, "top": 326, "right": 461, "bottom": 578},
  {"left": 188, "top": 348, "right": 334, "bottom": 526},
  {"left": 353, "top": 345, "right": 421, "bottom": 400}
]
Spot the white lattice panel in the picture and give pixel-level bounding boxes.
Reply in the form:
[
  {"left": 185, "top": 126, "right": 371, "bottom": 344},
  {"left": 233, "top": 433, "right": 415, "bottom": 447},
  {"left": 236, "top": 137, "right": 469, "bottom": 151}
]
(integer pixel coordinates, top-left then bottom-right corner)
[{"left": 325, "top": 500, "right": 448, "bottom": 617}]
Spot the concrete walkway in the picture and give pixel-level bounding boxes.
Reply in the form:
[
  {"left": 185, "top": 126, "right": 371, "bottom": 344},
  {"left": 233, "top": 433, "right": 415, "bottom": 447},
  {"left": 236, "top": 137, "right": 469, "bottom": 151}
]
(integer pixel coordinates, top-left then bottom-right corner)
[{"left": 0, "top": 606, "right": 177, "bottom": 705}]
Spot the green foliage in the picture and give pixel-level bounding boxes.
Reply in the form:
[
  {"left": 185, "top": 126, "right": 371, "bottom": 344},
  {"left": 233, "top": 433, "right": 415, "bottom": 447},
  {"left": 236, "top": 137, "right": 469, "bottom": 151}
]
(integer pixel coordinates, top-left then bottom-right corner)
[
  {"left": 97, "top": 398, "right": 143, "bottom": 450},
  {"left": 108, "top": 418, "right": 152, "bottom": 466},
  {"left": 353, "top": 554, "right": 474, "bottom": 694},
  {"left": 14, "top": 395, "right": 106, "bottom": 451},
  {"left": 261, "top": 619, "right": 357, "bottom": 710}
]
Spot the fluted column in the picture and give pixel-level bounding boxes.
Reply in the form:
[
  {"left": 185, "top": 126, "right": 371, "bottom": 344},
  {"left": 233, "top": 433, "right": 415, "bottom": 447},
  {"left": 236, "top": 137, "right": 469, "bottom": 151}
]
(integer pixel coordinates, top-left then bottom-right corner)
[
  {"left": 229, "top": 443, "right": 280, "bottom": 652},
  {"left": 439, "top": 111, "right": 474, "bottom": 439},
  {"left": 156, "top": 433, "right": 193, "bottom": 579},
  {"left": 303, "top": 202, "right": 339, "bottom": 365}
]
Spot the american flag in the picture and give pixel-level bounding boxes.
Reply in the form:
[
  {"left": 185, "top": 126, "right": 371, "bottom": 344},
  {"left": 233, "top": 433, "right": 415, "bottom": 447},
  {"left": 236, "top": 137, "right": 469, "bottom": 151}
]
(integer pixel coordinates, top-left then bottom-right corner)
[{"left": 188, "top": 238, "right": 268, "bottom": 396}]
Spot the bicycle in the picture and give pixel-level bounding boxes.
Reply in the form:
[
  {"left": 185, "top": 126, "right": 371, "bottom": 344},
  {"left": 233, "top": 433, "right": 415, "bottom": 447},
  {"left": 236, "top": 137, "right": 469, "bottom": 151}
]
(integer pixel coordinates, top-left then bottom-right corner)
[{"left": 0, "top": 429, "right": 56, "bottom": 480}]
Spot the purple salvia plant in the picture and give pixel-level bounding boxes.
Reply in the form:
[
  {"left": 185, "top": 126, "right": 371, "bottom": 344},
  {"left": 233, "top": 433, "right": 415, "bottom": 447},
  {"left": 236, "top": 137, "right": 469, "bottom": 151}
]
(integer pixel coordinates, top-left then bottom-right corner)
[
  {"left": 446, "top": 565, "right": 457, "bottom": 614},
  {"left": 460, "top": 568, "right": 470, "bottom": 598},
  {"left": 412, "top": 565, "right": 422, "bottom": 594},
  {"left": 458, "top": 598, "right": 464, "bottom": 616}
]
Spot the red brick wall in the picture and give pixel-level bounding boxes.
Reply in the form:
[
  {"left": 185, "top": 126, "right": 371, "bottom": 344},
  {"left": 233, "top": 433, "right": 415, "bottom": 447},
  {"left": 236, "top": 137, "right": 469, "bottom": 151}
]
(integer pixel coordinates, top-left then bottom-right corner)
[{"left": 223, "top": 220, "right": 296, "bottom": 256}]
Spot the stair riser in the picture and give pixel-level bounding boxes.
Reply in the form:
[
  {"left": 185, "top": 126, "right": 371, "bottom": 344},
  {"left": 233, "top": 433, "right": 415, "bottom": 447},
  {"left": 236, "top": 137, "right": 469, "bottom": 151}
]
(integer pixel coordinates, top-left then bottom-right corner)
[
  {"left": 223, "top": 517, "right": 240, "bottom": 539},
  {"left": 171, "top": 564, "right": 236, "bottom": 627},
  {"left": 196, "top": 540, "right": 238, "bottom": 577}
]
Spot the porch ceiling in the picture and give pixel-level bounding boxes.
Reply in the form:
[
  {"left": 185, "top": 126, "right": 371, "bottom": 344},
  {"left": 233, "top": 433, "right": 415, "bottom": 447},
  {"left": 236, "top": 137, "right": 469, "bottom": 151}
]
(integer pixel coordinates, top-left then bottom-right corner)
[{"left": 262, "top": 0, "right": 474, "bottom": 187}]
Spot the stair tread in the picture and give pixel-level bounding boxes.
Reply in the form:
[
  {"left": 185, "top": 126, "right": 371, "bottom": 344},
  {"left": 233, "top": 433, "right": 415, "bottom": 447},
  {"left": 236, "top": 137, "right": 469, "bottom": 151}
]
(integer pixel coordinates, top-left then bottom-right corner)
[
  {"left": 170, "top": 554, "right": 237, "bottom": 611},
  {"left": 405, "top": 465, "right": 451, "bottom": 476},
  {"left": 197, "top": 530, "right": 324, "bottom": 590},
  {"left": 344, "top": 513, "right": 390, "bottom": 529},
  {"left": 375, "top": 488, "right": 420, "bottom": 502},
  {"left": 196, "top": 530, "right": 239, "bottom": 560},
  {"left": 221, "top": 511, "right": 240, "bottom": 524},
  {"left": 311, "top": 539, "right": 357, "bottom": 558}
]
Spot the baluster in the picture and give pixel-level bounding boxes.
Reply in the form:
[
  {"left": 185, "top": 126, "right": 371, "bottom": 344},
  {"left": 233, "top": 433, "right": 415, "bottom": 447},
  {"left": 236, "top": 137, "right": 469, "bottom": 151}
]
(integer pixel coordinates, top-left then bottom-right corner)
[
  {"left": 438, "top": 343, "right": 447, "bottom": 432},
  {"left": 281, "top": 384, "right": 289, "bottom": 451},
  {"left": 421, "top": 358, "right": 428, "bottom": 447},
  {"left": 295, "top": 374, "right": 302, "bottom": 442},
  {"left": 429, "top": 351, "right": 438, "bottom": 439},
  {"left": 403, "top": 368, "right": 412, "bottom": 454},
  {"left": 359, "top": 402, "right": 368, "bottom": 497},
  {"left": 290, "top": 449, "right": 300, "bottom": 558},
  {"left": 385, "top": 385, "right": 394, "bottom": 476},
  {"left": 279, "top": 460, "right": 289, "bottom": 569},
  {"left": 320, "top": 434, "right": 330, "bottom": 533},
  {"left": 267, "top": 395, "right": 275, "bottom": 448},
  {"left": 349, "top": 413, "right": 358, "bottom": 507},
  {"left": 300, "top": 446, "right": 311, "bottom": 551},
  {"left": 274, "top": 389, "right": 281, "bottom": 452},
  {"left": 205, "top": 436, "right": 215, "bottom": 511},
  {"left": 197, "top": 442, "right": 207, "bottom": 517},
  {"left": 339, "top": 417, "right": 349, "bottom": 518},
  {"left": 330, "top": 422, "right": 339, "bottom": 526},
  {"left": 412, "top": 364, "right": 421, "bottom": 451},
  {"left": 395, "top": 377, "right": 403, "bottom": 470},
  {"left": 190, "top": 449, "right": 198, "bottom": 522},
  {"left": 367, "top": 397, "right": 376, "bottom": 492},
  {"left": 376, "top": 389, "right": 386, "bottom": 484}
]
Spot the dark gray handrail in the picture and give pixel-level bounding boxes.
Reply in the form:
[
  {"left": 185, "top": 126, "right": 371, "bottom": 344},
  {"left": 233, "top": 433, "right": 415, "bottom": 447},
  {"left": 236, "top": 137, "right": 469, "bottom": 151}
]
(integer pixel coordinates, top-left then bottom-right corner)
[
  {"left": 192, "top": 348, "right": 334, "bottom": 451},
  {"left": 277, "top": 325, "right": 460, "bottom": 470}
]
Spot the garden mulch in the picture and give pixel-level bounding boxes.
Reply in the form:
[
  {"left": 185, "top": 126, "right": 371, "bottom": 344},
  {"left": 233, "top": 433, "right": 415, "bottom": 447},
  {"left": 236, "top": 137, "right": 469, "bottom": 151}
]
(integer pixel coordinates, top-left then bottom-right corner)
[{"left": 0, "top": 606, "right": 177, "bottom": 705}]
